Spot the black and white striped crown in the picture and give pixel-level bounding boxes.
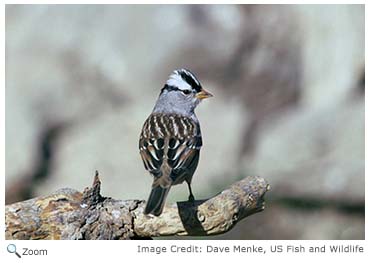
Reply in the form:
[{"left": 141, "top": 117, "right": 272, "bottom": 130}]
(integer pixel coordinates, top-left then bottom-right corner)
[{"left": 162, "top": 68, "right": 202, "bottom": 93}]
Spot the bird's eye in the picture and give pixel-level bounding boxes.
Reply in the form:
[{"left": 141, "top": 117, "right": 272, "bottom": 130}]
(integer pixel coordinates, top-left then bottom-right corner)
[{"left": 182, "top": 90, "right": 192, "bottom": 95}]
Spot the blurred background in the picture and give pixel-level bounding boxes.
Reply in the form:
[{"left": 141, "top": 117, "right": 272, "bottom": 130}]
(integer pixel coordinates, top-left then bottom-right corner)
[{"left": 5, "top": 5, "right": 364, "bottom": 239}]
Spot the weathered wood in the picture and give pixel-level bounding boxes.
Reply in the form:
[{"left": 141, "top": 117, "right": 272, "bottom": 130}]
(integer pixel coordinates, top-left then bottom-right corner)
[{"left": 5, "top": 173, "right": 269, "bottom": 240}]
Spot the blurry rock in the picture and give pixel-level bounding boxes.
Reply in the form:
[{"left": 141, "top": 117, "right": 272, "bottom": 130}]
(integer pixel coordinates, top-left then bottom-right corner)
[
  {"left": 241, "top": 5, "right": 365, "bottom": 204},
  {"left": 218, "top": 204, "right": 364, "bottom": 240},
  {"left": 295, "top": 5, "right": 365, "bottom": 108},
  {"left": 6, "top": 84, "right": 39, "bottom": 185},
  {"left": 243, "top": 98, "right": 365, "bottom": 203}
]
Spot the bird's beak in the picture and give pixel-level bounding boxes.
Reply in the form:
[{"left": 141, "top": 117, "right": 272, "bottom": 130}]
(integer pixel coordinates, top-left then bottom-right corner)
[{"left": 196, "top": 89, "right": 213, "bottom": 100}]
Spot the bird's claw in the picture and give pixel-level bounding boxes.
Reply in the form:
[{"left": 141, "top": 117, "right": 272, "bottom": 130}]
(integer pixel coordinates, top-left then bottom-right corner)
[{"left": 188, "top": 194, "right": 195, "bottom": 204}]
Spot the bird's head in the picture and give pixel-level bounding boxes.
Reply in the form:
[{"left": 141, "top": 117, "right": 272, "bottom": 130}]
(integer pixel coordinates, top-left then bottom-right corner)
[{"left": 154, "top": 69, "right": 213, "bottom": 115}]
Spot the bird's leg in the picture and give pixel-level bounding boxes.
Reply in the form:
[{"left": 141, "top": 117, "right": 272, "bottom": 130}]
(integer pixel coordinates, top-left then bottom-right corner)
[{"left": 186, "top": 181, "right": 195, "bottom": 203}]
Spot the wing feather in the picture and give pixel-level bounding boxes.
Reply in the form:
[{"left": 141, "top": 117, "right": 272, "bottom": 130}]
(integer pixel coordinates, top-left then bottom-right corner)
[{"left": 139, "top": 114, "right": 202, "bottom": 180}]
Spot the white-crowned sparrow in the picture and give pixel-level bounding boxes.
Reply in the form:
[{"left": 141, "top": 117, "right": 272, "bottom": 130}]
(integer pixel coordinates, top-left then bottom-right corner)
[{"left": 139, "top": 68, "right": 213, "bottom": 216}]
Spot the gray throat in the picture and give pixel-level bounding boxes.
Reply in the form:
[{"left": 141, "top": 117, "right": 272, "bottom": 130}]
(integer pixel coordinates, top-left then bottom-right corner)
[{"left": 152, "top": 92, "right": 199, "bottom": 123}]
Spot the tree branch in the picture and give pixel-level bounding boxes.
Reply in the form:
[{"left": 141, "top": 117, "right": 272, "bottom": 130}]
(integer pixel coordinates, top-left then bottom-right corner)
[{"left": 5, "top": 173, "right": 269, "bottom": 240}]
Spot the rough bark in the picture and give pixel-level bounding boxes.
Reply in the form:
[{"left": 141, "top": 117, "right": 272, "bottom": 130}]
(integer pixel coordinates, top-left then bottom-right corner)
[{"left": 5, "top": 172, "right": 269, "bottom": 240}]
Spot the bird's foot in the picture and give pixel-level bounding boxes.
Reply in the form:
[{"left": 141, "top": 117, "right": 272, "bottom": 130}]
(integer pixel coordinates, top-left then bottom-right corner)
[{"left": 188, "top": 194, "right": 195, "bottom": 204}]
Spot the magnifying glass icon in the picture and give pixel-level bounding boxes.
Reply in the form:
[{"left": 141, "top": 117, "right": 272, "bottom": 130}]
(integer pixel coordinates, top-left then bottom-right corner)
[{"left": 7, "top": 244, "right": 21, "bottom": 258}]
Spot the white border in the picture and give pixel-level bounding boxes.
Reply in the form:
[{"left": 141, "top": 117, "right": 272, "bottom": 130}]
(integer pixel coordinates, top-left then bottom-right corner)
[{"left": 1, "top": 1, "right": 368, "bottom": 262}]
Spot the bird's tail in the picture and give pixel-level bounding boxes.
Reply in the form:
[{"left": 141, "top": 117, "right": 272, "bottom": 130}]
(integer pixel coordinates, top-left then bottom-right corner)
[{"left": 144, "top": 185, "right": 170, "bottom": 216}]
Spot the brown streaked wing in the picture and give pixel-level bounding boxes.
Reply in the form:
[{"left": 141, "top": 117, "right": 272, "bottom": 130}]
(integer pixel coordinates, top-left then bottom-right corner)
[{"left": 139, "top": 114, "right": 202, "bottom": 176}]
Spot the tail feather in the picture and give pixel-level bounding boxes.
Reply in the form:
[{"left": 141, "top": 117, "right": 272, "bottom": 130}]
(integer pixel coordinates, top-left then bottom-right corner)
[{"left": 144, "top": 186, "right": 170, "bottom": 216}]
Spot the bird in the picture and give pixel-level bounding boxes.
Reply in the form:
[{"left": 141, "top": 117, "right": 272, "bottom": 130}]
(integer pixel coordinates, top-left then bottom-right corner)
[{"left": 139, "top": 68, "right": 213, "bottom": 216}]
